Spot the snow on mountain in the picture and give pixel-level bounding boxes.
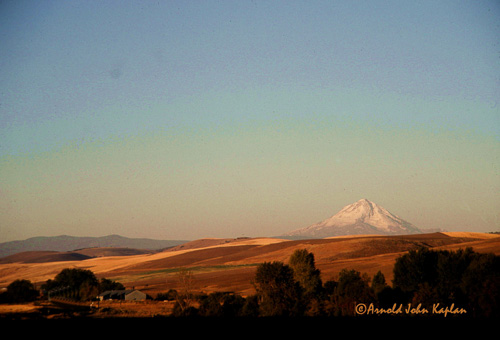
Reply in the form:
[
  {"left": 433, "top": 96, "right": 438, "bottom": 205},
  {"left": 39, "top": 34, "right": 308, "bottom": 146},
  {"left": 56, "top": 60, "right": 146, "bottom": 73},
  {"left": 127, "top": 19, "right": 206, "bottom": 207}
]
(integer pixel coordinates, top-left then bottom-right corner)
[{"left": 284, "top": 199, "right": 422, "bottom": 238}]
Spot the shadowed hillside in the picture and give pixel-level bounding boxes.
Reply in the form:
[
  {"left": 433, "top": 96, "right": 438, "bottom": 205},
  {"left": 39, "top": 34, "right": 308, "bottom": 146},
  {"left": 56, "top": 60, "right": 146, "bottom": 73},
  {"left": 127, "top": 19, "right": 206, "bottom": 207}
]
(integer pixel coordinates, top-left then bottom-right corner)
[
  {"left": 1, "top": 232, "right": 497, "bottom": 299},
  {"left": 0, "top": 235, "right": 188, "bottom": 258},
  {"left": 0, "top": 251, "right": 92, "bottom": 264},
  {"left": 0, "top": 247, "right": 154, "bottom": 264}
]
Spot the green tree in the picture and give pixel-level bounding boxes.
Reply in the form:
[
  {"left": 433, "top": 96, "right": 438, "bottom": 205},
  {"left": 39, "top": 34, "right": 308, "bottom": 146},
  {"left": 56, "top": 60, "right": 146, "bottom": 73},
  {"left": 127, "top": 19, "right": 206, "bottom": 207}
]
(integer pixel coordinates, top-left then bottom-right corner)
[
  {"left": 334, "top": 269, "right": 372, "bottom": 316},
  {"left": 288, "top": 249, "right": 323, "bottom": 296},
  {"left": 198, "top": 292, "right": 226, "bottom": 317},
  {"left": 371, "top": 270, "right": 387, "bottom": 296},
  {"left": 253, "top": 261, "right": 302, "bottom": 316},
  {"left": 392, "top": 247, "right": 439, "bottom": 294},
  {"left": 99, "top": 278, "right": 125, "bottom": 292},
  {"left": 392, "top": 247, "right": 500, "bottom": 317},
  {"left": 80, "top": 280, "right": 100, "bottom": 301},
  {"left": 6, "top": 279, "right": 39, "bottom": 303},
  {"left": 240, "top": 294, "right": 260, "bottom": 317},
  {"left": 198, "top": 292, "right": 245, "bottom": 317},
  {"left": 411, "top": 282, "right": 440, "bottom": 310},
  {"left": 435, "top": 248, "right": 477, "bottom": 303},
  {"left": 461, "top": 251, "right": 500, "bottom": 317},
  {"left": 42, "top": 268, "right": 99, "bottom": 301},
  {"left": 288, "top": 249, "right": 324, "bottom": 315}
]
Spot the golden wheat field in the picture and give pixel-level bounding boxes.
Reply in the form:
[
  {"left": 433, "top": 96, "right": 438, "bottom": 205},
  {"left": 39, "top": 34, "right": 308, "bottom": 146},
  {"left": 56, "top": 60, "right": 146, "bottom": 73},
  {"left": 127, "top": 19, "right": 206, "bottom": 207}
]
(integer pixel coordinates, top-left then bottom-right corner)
[{"left": 1, "top": 232, "right": 499, "bottom": 299}]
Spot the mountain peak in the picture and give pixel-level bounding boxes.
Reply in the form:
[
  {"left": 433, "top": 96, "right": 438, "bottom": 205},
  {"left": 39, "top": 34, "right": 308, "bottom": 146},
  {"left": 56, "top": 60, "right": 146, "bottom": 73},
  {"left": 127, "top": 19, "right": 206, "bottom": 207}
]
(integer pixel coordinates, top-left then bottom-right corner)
[
  {"left": 284, "top": 199, "right": 421, "bottom": 238},
  {"left": 348, "top": 198, "right": 375, "bottom": 212}
]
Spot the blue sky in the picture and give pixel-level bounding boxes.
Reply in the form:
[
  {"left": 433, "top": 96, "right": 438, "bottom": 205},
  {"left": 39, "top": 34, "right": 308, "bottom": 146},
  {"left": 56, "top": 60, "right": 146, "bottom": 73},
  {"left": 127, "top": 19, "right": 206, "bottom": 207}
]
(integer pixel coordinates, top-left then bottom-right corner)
[{"left": 0, "top": 0, "right": 499, "bottom": 242}]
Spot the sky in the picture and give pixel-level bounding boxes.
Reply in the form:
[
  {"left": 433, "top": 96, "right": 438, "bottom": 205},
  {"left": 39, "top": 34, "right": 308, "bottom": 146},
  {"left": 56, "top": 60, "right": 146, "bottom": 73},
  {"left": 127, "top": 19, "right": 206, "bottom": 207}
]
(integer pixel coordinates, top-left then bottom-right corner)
[{"left": 0, "top": 0, "right": 499, "bottom": 242}]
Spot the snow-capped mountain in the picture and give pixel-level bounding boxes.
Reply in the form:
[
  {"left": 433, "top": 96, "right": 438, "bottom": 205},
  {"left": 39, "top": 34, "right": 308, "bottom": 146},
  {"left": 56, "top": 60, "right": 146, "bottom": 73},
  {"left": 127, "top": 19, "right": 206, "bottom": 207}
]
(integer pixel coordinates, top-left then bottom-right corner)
[{"left": 284, "top": 199, "right": 422, "bottom": 238}]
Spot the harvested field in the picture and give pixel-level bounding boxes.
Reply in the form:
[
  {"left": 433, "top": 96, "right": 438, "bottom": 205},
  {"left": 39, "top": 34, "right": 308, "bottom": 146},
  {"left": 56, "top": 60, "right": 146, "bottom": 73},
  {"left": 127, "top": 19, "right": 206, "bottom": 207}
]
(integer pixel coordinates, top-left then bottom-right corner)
[{"left": 0, "top": 232, "right": 499, "bottom": 298}]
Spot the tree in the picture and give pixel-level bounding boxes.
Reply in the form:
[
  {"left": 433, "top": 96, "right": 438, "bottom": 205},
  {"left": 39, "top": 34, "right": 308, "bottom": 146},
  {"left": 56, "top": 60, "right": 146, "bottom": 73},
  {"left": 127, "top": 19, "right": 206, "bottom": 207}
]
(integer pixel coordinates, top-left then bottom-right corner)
[
  {"left": 156, "top": 289, "right": 178, "bottom": 301},
  {"left": 288, "top": 249, "right": 324, "bottom": 316},
  {"left": 334, "top": 269, "right": 372, "bottom": 316},
  {"left": 99, "top": 278, "right": 125, "bottom": 292},
  {"left": 392, "top": 247, "right": 439, "bottom": 294},
  {"left": 174, "top": 268, "right": 196, "bottom": 314},
  {"left": 42, "top": 268, "right": 99, "bottom": 301},
  {"left": 461, "top": 251, "right": 500, "bottom": 317},
  {"left": 371, "top": 270, "right": 387, "bottom": 296},
  {"left": 6, "top": 279, "right": 39, "bottom": 303},
  {"left": 53, "top": 268, "right": 98, "bottom": 289},
  {"left": 411, "top": 282, "right": 439, "bottom": 310},
  {"left": 288, "top": 249, "right": 322, "bottom": 296},
  {"left": 253, "top": 261, "right": 303, "bottom": 316},
  {"left": 436, "top": 248, "right": 475, "bottom": 303},
  {"left": 392, "top": 247, "right": 500, "bottom": 317},
  {"left": 240, "top": 294, "right": 260, "bottom": 317},
  {"left": 80, "top": 280, "right": 100, "bottom": 301},
  {"left": 198, "top": 292, "right": 245, "bottom": 317}
]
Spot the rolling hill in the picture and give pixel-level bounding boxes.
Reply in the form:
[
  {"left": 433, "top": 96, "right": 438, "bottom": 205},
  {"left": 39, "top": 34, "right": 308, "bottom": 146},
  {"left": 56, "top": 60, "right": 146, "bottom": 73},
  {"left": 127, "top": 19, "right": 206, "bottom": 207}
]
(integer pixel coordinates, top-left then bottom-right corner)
[
  {"left": 0, "top": 234, "right": 188, "bottom": 258},
  {"left": 1, "top": 232, "right": 498, "bottom": 298},
  {"left": 0, "top": 247, "right": 155, "bottom": 264}
]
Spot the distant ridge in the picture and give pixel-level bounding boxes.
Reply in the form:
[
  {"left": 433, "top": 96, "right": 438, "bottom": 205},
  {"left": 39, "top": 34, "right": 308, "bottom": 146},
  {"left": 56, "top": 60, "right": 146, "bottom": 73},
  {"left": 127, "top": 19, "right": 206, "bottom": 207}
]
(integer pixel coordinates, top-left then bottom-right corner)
[
  {"left": 0, "top": 234, "right": 188, "bottom": 258},
  {"left": 0, "top": 251, "right": 93, "bottom": 264},
  {"left": 283, "top": 199, "right": 422, "bottom": 238}
]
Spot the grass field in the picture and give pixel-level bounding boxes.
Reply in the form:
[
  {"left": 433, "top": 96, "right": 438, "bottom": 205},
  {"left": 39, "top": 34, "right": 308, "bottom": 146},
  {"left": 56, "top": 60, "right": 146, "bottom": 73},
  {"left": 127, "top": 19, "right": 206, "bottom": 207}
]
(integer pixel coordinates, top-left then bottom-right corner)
[{"left": 0, "top": 232, "right": 499, "bottom": 319}]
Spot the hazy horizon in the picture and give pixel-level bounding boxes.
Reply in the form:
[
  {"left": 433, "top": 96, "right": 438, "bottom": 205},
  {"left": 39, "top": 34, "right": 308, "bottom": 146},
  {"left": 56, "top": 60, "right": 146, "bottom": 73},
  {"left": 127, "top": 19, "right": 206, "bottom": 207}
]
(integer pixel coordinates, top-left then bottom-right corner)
[{"left": 1, "top": 1, "right": 499, "bottom": 243}]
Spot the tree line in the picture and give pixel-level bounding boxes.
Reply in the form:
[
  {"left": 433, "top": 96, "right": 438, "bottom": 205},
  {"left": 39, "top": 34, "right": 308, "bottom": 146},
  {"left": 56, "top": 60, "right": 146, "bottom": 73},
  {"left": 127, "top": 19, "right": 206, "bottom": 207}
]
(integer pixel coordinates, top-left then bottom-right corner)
[
  {"left": 0, "top": 268, "right": 125, "bottom": 303},
  {"left": 167, "top": 247, "right": 499, "bottom": 318},
  {"left": 1, "top": 247, "right": 498, "bottom": 318}
]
